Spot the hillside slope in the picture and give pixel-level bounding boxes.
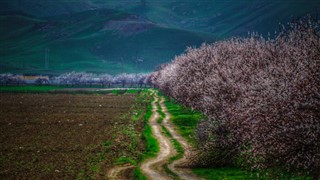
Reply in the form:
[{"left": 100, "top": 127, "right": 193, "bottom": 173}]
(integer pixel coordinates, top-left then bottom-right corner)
[
  {"left": 1, "top": 0, "right": 319, "bottom": 37},
  {"left": 1, "top": 0, "right": 319, "bottom": 74},
  {"left": 0, "top": 9, "right": 215, "bottom": 75}
]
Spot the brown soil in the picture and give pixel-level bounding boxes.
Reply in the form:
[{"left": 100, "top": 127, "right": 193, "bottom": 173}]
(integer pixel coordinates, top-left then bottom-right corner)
[{"left": 0, "top": 93, "right": 136, "bottom": 179}]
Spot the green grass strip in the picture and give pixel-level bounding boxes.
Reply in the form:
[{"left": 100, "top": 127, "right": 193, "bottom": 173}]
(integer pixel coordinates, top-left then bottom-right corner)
[
  {"left": 161, "top": 125, "right": 182, "bottom": 179},
  {"left": 163, "top": 96, "right": 205, "bottom": 146},
  {"left": 155, "top": 96, "right": 184, "bottom": 179},
  {"left": 0, "top": 85, "right": 63, "bottom": 93},
  {"left": 156, "top": 102, "right": 165, "bottom": 124},
  {"left": 133, "top": 167, "right": 147, "bottom": 180},
  {"left": 0, "top": 85, "right": 148, "bottom": 94},
  {"left": 134, "top": 92, "right": 160, "bottom": 179},
  {"left": 142, "top": 123, "right": 159, "bottom": 158}
]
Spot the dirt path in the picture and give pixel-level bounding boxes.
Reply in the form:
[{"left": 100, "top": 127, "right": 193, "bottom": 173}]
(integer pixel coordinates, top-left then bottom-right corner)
[
  {"left": 106, "top": 163, "right": 134, "bottom": 180},
  {"left": 140, "top": 93, "right": 175, "bottom": 180},
  {"left": 106, "top": 91, "right": 200, "bottom": 180},
  {"left": 159, "top": 97, "right": 200, "bottom": 180}
]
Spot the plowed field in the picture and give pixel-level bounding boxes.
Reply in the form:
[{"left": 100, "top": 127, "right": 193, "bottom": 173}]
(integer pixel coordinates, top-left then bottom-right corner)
[{"left": 0, "top": 93, "right": 136, "bottom": 179}]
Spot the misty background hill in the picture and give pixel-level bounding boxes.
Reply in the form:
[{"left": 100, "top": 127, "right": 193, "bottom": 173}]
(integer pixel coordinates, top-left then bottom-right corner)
[{"left": 1, "top": 0, "right": 319, "bottom": 75}]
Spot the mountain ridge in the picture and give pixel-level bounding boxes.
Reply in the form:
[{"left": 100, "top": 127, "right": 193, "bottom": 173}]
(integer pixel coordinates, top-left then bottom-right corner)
[
  {"left": 1, "top": 0, "right": 319, "bottom": 74},
  {"left": 0, "top": 8, "right": 216, "bottom": 75}
]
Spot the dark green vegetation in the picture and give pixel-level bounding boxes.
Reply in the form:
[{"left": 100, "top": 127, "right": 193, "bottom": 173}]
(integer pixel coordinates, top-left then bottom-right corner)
[
  {"left": 0, "top": 8, "right": 215, "bottom": 75},
  {"left": 1, "top": 0, "right": 318, "bottom": 37},
  {"left": 0, "top": 90, "right": 153, "bottom": 179},
  {"left": 1, "top": 0, "right": 319, "bottom": 74},
  {"left": 133, "top": 168, "right": 147, "bottom": 180},
  {"left": 97, "top": 0, "right": 320, "bottom": 38},
  {"left": 140, "top": 96, "right": 159, "bottom": 160}
]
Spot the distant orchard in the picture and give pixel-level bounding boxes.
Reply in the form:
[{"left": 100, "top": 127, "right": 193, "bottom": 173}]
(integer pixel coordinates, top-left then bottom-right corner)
[{"left": 0, "top": 72, "right": 150, "bottom": 87}]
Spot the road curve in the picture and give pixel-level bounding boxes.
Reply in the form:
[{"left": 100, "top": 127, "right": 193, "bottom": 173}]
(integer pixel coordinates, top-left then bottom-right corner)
[
  {"left": 107, "top": 91, "right": 201, "bottom": 180},
  {"left": 160, "top": 97, "right": 201, "bottom": 180},
  {"left": 140, "top": 93, "right": 174, "bottom": 180},
  {"left": 106, "top": 163, "right": 134, "bottom": 180}
]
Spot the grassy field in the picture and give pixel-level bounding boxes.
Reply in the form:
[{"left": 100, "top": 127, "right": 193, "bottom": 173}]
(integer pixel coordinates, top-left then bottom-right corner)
[
  {"left": 0, "top": 91, "right": 151, "bottom": 179},
  {"left": 0, "top": 85, "right": 64, "bottom": 93},
  {"left": 0, "top": 85, "right": 147, "bottom": 94},
  {"left": 163, "top": 96, "right": 204, "bottom": 145}
]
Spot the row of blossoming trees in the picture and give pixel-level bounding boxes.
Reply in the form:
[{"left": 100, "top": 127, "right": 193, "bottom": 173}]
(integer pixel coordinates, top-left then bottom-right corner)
[
  {"left": 147, "top": 19, "right": 320, "bottom": 178},
  {"left": 55, "top": 72, "right": 148, "bottom": 87},
  {"left": 0, "top": 72, "right": 148, "bottom": 87}
]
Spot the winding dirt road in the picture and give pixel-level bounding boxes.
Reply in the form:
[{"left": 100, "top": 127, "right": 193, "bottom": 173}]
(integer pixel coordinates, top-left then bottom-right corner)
[
  {"left": 160, "top": 97, "right": 200, "bottom": 180},
  {"left": 140, "top": 94, "right": 175, "bottom": 180},
  {"left": 107, "top": 91, "right": 200, "bottom": 179}
]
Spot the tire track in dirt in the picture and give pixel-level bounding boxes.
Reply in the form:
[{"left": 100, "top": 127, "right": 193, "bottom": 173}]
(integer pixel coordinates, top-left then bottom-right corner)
[
  {"left": 140, "top": 93, "right": 175, "bottom": 180},
  {"left": 106, "top": 91, "right": 201, "bottom": 180},
  {"left": 159, "top": 97, "right": 201, "bottom": 180},
  {"left": 106, "top": 163, "right": 134, "bottom": 180}
]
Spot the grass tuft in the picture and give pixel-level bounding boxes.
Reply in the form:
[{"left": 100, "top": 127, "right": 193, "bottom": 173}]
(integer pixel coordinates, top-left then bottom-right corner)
[
  {"left": 133, "top": 167, "right": 147, "bottom": 180},
  {"left": 164, "top": 96, "right": 204, "bottom": 146}
]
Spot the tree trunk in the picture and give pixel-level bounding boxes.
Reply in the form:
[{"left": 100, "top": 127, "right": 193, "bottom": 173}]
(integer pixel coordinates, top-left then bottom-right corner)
[{"left": 312, "top": 168, "right": 319, "bottom": 180}]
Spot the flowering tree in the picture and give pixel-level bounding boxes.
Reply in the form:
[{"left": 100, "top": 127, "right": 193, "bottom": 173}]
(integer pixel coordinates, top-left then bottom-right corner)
[
  {"left": 113, "top": 73, "right": 148, "bottom": 87},
  {"left": 149, "top": 18, "right": 320, "bottom": 178},
  {"left": 114, "top": 73, "right": 130, "bottom": 87},
  {"left": 35, "top": 77, "right": 49, "bottom": 85},
  {"left": 99, "top": 74, "right": 114, "bottom": 87},
  {"left": 135, "top": 73, "right": 148, "bottom": 87},
  {"left": 1, "top": 72, "right": 149, "bottom": 87}
]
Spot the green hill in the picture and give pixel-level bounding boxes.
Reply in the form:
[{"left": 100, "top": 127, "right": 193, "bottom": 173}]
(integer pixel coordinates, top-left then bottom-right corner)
[
  {"left": 0, "top": 0, "right": 319, "bottom": 74},
  {"left": 0, "top": 9, "right": 215, "bottom": 75},
  {"left": 104, "top": 0, "right": 320, "bottom": 38},
  {"left": 1, "top": 0, "right": 319, "bottom": 37}
]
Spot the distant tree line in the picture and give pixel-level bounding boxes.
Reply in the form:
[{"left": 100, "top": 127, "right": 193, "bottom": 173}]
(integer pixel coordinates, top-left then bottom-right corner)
[
  {"left": 147, "top": 17, "right": 320, "bottom": 179},
  {"left": 0, "top": 74, "right": 25, "bottom": 85},
  {"left": 0, "top": 72, "right": 149, "bottom": 87}
]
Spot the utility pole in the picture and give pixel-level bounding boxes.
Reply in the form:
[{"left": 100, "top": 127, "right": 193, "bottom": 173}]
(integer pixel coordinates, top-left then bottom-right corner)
[
  {"left": 135, "top": 56, "right": 138, "bottom": 70},
  {"left": 136, "top": 56, "right": 143, "bottom": 71},
  {"left": 45, "top": 48, "right": 49, "bottom": 70},
  {"left": 120, "top": 57, "right": 124, "bottom": 73}
]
